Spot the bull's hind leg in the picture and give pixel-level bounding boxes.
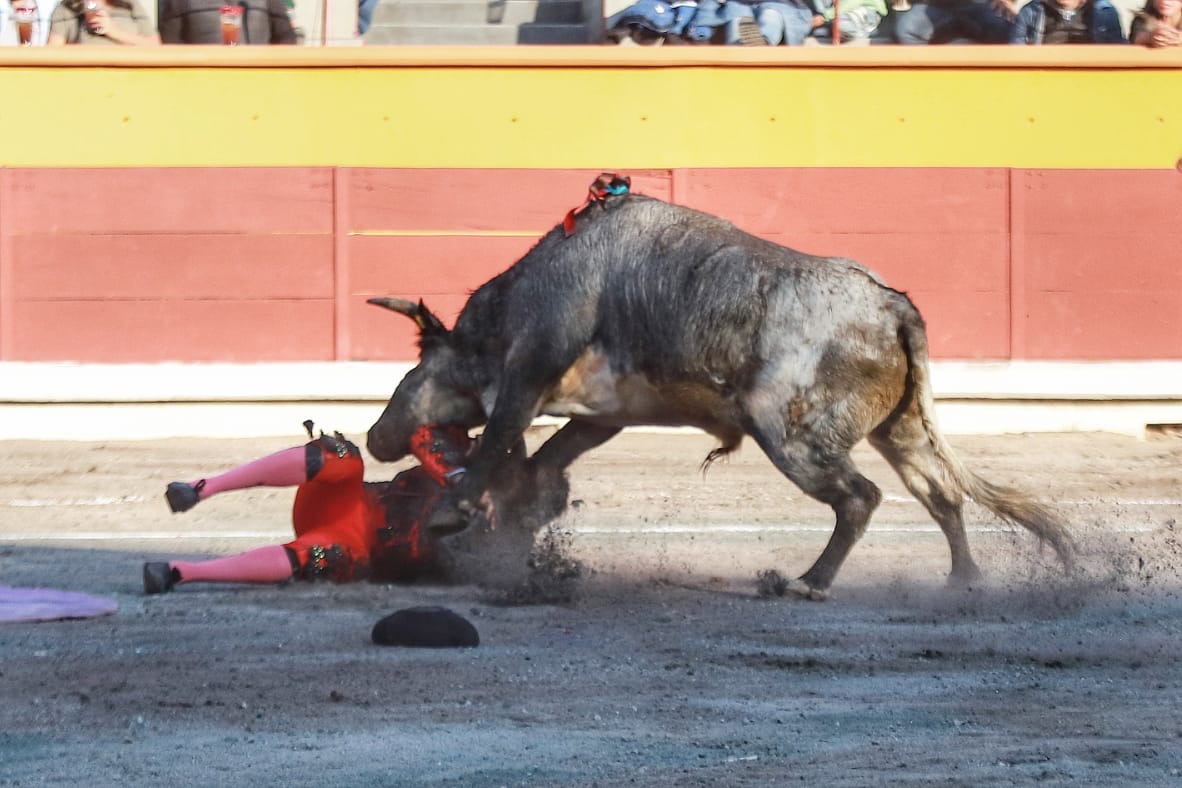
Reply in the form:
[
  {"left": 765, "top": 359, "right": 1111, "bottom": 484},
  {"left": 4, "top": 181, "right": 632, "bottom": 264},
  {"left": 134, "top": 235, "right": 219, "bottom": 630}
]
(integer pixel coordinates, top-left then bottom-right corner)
[
  {"left": 747, "top": 425, "right": 882, "bottom": 600},
  {"left": 868, "top": 410, "right": 982, "bottom": 586}
]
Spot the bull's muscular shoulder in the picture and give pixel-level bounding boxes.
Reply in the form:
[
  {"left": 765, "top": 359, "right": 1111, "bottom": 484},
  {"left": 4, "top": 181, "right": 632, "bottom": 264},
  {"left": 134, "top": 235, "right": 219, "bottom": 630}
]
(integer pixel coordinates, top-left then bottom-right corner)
[
  {"left": 828, "top": 256, "right": 888, "bottom": 286},
  {"left": 626, "top": 197, "right": 809, "bottom": 263}
]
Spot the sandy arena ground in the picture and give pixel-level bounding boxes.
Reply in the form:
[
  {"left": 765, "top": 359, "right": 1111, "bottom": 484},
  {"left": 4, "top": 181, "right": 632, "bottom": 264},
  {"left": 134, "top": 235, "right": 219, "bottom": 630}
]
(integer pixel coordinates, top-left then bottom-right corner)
[{"left": 1, "top": 429, "right": 1180, "bottom": 785}]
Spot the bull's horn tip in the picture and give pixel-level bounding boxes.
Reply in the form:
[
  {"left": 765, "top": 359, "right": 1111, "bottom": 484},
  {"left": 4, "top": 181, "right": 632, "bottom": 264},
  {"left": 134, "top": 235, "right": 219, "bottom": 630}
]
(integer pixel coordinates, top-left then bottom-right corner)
[{"left": 367, "top": 297, "right": 410, "bottom": 311}]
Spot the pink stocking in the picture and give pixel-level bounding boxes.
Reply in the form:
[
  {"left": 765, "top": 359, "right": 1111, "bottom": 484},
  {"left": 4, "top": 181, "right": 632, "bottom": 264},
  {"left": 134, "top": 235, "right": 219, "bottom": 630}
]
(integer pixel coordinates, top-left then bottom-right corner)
[
  {"left": 172, "top": 544, "right": 295, "bottom": 586},
  {"left": 194, "top": 446, "right": 308, "bottom": 500}
]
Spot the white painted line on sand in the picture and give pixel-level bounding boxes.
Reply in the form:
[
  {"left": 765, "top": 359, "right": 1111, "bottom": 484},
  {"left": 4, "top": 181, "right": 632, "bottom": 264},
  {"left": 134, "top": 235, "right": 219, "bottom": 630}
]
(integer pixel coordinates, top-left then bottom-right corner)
[
  {"left": 884, "top": 494, "right": 1180, "bottom": 506},
  {"left": 0, "top": 530, "right": 290, "bottom": 542},
  {"left": 0, "top": 521, "right": 1159, "bottom": 542},
  {"left": 3, "top": 495, "right": 147, "bottom": 507},
  {"left": 569, "top": 522, "right": 1159, "bottom": 535},
  {"left": 4, "top": 494, "right": 1179, "bottom": 509}
]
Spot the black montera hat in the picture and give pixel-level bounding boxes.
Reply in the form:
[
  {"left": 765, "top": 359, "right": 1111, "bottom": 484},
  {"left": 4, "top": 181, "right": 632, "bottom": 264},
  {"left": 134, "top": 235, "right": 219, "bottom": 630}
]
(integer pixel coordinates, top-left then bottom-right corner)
[{"left": 371, "top": 606, "right": 480, "bottom": 648}]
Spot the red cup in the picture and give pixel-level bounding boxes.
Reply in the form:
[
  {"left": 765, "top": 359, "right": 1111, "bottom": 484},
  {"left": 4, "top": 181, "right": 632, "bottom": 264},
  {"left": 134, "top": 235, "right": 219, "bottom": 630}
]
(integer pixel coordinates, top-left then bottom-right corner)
[
  {"left": 220, "top": 5, "right": 243, "bottom": 45},
  {"left": 13, "top": 2, "right": 37, "bottom": 44},
  {"left": 83, "top": 0, "right": 101, "bottom": 32}
]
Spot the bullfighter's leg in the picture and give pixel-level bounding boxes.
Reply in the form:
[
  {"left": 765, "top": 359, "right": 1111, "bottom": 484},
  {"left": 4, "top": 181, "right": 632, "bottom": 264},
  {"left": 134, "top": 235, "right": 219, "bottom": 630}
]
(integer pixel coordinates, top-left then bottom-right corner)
[
  {"left": 145, "top": 545, "right": 297, "bottom": 594},
  {"left": 746, "top": 425, "right": 882, "bottom": 600},
  {"left": 868, "top": 409, "right": 982, "bottom": 586},
  {"left": 164, "top": 445, "right": 311, "bottom": 513}
]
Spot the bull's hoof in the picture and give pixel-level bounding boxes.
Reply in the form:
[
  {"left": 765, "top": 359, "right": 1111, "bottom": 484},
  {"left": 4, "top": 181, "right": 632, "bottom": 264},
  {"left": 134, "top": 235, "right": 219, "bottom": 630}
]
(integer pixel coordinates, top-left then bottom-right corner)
[
  {"left": 426, "top": 506, "right": 471, "bottom": 538},
  {"left": 755, "top": 570, "right": 829, "bottom": 601},
  {"left": 946, "top": 564, "right": 984, "bottom": 591}
]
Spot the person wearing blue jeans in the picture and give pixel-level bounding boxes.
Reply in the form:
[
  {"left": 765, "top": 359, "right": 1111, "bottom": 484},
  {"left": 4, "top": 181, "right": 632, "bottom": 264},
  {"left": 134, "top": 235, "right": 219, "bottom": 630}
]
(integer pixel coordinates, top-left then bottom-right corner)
[
  {"left": 358, "top": 0, "right": 379, "bottom": 34},
  {"left": 1009, "top": 0, "right": 1127, "bottom": 42},
  {"left": 750, "top": 0, "right": 819, "bottom": 44},
  {"left": 685, "top": 0, "right": 748, "bottom": 40},
  {"left": 812, "top": 0, "right": 889, "bottom": 41},
  {"left": 687, "top": 0, "right": 818, "bottom": 44},
  {"left": 892, "top": 0, "right": 1014, "bottom": 43}
]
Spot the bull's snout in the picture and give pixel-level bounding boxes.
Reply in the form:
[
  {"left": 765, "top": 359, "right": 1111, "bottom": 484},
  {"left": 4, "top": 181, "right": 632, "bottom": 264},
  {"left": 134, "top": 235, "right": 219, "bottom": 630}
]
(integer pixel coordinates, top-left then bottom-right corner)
[{"left": 365, "top": 425, "right": 407, "bottom": 463}]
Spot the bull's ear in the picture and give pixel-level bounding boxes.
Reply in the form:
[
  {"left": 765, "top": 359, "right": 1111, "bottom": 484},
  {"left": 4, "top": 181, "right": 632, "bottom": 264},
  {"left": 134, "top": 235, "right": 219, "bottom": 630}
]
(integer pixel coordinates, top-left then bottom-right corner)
[{"left": 367, "top": 297, "right": 448, "bottom": 338}]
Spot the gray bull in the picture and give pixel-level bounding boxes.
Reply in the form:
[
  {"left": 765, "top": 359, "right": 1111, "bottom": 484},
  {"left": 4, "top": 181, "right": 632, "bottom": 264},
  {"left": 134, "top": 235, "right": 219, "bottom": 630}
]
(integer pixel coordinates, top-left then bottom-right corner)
[{"left": 367, "top": 192, "right": 1074, "bottom": 598}]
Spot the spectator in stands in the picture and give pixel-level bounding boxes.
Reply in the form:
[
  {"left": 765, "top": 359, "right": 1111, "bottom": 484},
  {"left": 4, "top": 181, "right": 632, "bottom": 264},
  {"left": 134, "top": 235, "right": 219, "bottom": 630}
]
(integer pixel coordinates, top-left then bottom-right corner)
[
  {"left": 1009, "top": 0, "right": 1128, "bottom": 41},
  {"left": 158, "top": 0, "right": 298, "bottom": 43},
  {"left": 743, "top": 0, "right": 821, "bottom": 44},
  {"left": 687, "top": 0, "right": 823, "bottom": 44},
  {"left": 813, "top": 0, "right": 890, "bottom": 41},
  {"left": 1130, "top": 0, "right": 1181, "bottom": 44},
  {"left": 359, "top": 0, "right": 379, "bottom": 35},
  {"left": 892, "top": 0, "right": 1015, "bottom": 43},
  {"left": 47, "top": 0, "right": 160, "bottom": 44},
  {"left": 2, "top": 0, "right": 54, "bottom": 45},
  {"left": 605, "top": 0, "right": 698, "bottom": 43},
  {"left": 684, "top": 0, "right": 755, "bottom": 42}
]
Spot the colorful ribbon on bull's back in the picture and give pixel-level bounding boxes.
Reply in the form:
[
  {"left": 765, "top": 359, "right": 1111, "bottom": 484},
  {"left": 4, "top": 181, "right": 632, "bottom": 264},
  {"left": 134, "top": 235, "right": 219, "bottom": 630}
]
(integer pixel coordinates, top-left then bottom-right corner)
[{"left": 563, "top": 173, "right": 632, "bottom": 237}]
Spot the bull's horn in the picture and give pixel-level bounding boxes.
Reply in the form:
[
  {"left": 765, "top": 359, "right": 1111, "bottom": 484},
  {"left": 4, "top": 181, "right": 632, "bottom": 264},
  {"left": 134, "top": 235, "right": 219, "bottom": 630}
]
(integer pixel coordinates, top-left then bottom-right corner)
[
  {"left": 367, "top": 296, "right": 418, "bottom": 315},
  {"left": 367, "top": 296, "right": 447, "bottom": 335}
]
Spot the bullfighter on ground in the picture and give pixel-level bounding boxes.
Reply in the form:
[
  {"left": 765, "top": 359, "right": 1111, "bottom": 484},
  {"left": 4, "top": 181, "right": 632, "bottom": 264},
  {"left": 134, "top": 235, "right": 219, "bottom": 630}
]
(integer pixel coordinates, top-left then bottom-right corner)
[{"left": 143, "top": 423, "right": 472, "bottom": 593}]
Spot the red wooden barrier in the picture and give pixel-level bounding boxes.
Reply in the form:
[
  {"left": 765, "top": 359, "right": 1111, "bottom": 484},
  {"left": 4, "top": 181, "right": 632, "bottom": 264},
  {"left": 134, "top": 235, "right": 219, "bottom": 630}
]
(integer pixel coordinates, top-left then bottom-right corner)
[{"left": 0, "top": 167, "right": 1178, "bottom": 363}]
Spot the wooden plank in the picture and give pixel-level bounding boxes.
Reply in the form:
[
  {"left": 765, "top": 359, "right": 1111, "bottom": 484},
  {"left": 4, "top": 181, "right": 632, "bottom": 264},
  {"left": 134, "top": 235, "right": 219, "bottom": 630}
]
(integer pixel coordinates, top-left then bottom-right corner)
[
  {"left": 343, "top": 168, "right": 673, "bottom": 232},
  {"left": 1010, "top": 169, "right": 1027, "bottom": 358},
  {"left": 759, "top": 231, "right": 1009, "bottom": 293},
  {"left": 348, "top": 235, "right": 538, "bottom": 297},
  {"left": 1014, "top": 169, "right": 1182, "bottom": 359},
  {"left": 1016, "top": 169, "right": 1182, "bottom": 235},
  {"left": 0, "top": 170, "right": 12, "bottom": 358},
  {"left": 6, "top": 43, "right": 1180, "bottom": 69},
  {"left": 10, "top": 235, "right": 333, "bottom": 300},
  {"left": 907, "top": 289, "right": 1010, "bottom": 359},
  {"left": 9, "top": 300, "right": 334, "bottom": 362},
  {"left": 676, "top": 168, "right": 1010, "bottom": 235},
  {"left": 350, "top": 292, "right": 471, "bottom": 361},
  {"left": 1022, "top": 291, "right": 1182, "bottom": 359},
  {"left": 5, "top": 168, "right": 334, "bottom": 234},
  {"left": 334, "top": 168, "right": 349, "bottom": 361},
  {"left": 1022, "top": 233, "right": 1182, "bottom": 292}
]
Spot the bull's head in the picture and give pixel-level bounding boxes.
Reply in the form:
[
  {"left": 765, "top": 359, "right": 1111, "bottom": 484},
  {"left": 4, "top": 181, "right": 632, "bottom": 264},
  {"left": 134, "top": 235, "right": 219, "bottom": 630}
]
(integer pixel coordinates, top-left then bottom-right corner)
[{"left": 365, "top": 297, "right": 486, "bottom": 462}]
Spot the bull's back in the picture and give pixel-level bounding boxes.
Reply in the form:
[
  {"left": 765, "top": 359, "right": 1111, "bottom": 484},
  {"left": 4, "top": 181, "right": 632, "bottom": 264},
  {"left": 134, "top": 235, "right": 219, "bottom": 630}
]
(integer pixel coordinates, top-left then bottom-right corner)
[
  {"left": 582, "top": 198, "right": 909, "bottom": 382},
  {"left": 460, "top": 193, "right": 916, "bottom": 408},
  {"left": 532, "top": 197, "right": 915, "bottom": 439}
]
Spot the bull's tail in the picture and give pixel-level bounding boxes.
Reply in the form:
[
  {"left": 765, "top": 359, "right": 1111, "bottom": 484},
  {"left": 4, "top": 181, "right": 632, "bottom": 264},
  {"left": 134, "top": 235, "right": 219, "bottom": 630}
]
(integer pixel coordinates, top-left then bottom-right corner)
[{"left": 896, "top": 303, "right": 1076, "bottom": 569}]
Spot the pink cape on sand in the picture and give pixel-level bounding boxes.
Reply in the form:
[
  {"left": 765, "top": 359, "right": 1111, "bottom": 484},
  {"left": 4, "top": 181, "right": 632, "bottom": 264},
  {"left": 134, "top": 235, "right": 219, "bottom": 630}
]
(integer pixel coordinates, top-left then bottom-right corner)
[{"left": 0, "top": 585, "right": 118, "bottom": 623}]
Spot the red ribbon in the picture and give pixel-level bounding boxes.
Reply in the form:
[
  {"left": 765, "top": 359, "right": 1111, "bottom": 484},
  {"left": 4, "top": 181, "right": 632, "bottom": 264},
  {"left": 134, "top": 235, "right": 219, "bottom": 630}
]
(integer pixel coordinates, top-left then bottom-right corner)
[{"left": 563, "top": 173, "right": 631, "bottom": 237}]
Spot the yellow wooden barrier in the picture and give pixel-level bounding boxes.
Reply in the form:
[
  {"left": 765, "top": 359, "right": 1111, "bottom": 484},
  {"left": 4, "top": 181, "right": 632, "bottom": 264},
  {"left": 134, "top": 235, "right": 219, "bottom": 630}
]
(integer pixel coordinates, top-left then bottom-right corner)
[{"left": 1, "top": 46, "right": 1180, "bottom": 169}]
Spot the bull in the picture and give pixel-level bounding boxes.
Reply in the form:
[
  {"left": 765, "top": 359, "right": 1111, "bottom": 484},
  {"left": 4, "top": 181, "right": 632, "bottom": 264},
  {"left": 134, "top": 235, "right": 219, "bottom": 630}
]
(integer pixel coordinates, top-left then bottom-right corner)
[{"left": 366, "top": 185, "right": 1074, "bottom": 598}]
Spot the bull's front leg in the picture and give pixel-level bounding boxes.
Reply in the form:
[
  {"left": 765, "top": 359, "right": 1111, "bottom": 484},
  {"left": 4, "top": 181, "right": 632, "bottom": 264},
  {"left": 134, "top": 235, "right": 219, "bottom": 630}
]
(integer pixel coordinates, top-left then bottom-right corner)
[
  {"left": 433, "top": 420, "right": 620, "bottom": 537},
  {"left": 453, "top": 371, "right": 553, "bottom": 520}
]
